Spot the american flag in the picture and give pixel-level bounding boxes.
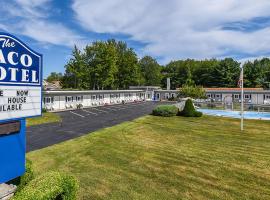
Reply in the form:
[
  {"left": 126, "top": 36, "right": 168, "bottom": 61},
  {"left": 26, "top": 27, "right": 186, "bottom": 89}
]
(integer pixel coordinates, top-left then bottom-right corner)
[{"left": 238, "top": 67, "right": 243, "bottom": 88}]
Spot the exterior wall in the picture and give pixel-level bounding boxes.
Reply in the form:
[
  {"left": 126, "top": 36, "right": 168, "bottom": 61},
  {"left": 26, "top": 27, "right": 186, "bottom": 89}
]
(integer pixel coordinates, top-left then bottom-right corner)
[
  {"left": 42, "top": 90, "right": 146, "bottom": 111},
  {"left": 258, "top": 94, "right": 264, "bottom": 104},
  {"left": 42, "top": 88, "right": 270, "bottom": 112},
  {"left": 153, "top": 90, "right": 178, "bottom": 101},
  {"left": 251, "top": 94, "right": 258, "bottom": 105},
  {"left": 206, "top": 91, "right": 270, "bottom": 105}
]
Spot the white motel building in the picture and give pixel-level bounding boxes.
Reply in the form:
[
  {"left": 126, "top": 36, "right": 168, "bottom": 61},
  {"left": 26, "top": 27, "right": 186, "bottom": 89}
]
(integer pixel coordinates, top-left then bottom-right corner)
[{"left": 42, "top": 85, "right": 270, "bottom": 112}]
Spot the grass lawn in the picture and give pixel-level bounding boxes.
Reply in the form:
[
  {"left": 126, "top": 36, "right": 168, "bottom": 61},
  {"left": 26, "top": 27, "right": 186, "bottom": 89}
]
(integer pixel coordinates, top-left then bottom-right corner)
[
  {"left": 26, "top": 112, "right": 61, "bottom": 127},
  {"left": 27, "top": 115, "right": 270, "bottom": 200}
]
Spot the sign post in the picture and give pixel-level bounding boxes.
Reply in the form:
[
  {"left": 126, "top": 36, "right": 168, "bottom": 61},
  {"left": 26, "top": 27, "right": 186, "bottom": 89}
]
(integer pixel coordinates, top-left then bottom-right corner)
[
  {"left": 239, "top": 63, "right": 244, "bottom": 131},
  {"left": 0, "top": 33, "right": 42, "bottom": 183}
]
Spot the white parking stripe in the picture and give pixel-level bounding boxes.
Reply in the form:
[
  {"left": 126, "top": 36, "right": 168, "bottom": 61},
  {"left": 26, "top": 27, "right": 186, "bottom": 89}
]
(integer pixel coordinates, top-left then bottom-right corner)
[
  {"left": 102, "top": 107, "right": 118, "bottom": 111},
  {"left": 82, "top": 109, "right": 98, "bottom": 115},
  {"left": 125, "top": 102, "right": 147, "bottom": 107},
  {"left": 91, "top": 107, "right": 108, "bottom": 113},
  {"left": 70, "top": 111, "right": 85, "bottom": 118},
  {"left": 108, "top": 105, "right": 125, "bottom": 110}
]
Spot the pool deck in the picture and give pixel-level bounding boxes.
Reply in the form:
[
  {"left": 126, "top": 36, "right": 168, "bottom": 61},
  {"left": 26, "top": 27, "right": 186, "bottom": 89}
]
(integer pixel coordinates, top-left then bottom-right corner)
[{"left": 198, "top": 109, "right": 270, "bottom": 120}]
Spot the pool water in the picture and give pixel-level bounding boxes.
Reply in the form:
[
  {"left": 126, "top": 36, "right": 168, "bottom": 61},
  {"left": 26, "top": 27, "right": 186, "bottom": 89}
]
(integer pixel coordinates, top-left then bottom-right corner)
[{"left": 198, "top": 109, "right": 270, "bottom": 120}]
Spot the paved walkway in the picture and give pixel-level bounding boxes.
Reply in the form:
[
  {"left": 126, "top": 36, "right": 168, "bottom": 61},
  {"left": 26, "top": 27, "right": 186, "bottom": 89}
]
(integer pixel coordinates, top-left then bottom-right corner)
[{"left": 27, "top": 101, "right": 170, "bottom": 152}]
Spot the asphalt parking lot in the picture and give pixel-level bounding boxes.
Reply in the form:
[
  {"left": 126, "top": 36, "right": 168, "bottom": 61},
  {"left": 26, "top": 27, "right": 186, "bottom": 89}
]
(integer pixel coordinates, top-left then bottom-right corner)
[{"left": 27, "top": 101, "right": 173, "bottom": 152}]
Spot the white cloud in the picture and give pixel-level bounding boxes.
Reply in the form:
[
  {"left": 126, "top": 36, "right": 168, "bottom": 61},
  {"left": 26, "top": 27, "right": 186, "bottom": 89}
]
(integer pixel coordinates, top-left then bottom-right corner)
[
  {"left": 20, "top": 20, "right": 87, "bottom": 47},
  {"left": 1, "top": 0, "right": 88, "bottom": 48},
  {"left": 72, "top": 0, "right": 270, "bottom": 62}
]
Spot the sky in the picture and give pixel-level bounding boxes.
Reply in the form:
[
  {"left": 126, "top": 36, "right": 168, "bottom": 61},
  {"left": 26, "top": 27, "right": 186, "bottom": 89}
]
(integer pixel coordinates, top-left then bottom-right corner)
[{"left": 1, "top": 0, "right": 270, "bottom": 77}]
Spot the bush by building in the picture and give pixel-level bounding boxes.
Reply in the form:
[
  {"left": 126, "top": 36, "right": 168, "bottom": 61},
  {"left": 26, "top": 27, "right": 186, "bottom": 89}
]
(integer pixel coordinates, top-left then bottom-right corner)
[
  {"left": 152, "top": 105, "right": 179, "bottom": 117},
  {"left": 178, "top": 99, "right": 203, "bottom": 117},
  {"left": 8, "top": 159, "right": 34, "bottom": 193},
  {"left": 12, "top": 171, "right": 79, "bottom": 200}
]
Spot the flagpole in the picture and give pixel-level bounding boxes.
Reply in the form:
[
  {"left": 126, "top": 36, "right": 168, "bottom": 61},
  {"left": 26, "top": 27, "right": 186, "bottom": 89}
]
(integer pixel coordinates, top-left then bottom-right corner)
[{"left": 240, "top": 63, "right": 244, "bottom": 131}]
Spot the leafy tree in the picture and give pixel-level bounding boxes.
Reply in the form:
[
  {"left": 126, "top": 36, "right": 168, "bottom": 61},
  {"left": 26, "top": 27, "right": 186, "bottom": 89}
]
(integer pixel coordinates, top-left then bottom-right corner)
[
  {"left": 62, "top": 46, "right": 85, "bottom": 89},
  {"left": 112, "top": 40, "right": 142, "bottom": 89},
  {"left": 178, "top": 84, "right": 206, "bottom": 99},
  {"left": 210, "top": 58, "right": 240, "bottom": 87},
  {"left": 46, "top": 72, "right": 63, "bottom": 83},
  {"left": 139, "top": 56, "right": 161, "bottom": 86},
  {"left": 62, "top": 40, "right": 142, "bottom": 90}
]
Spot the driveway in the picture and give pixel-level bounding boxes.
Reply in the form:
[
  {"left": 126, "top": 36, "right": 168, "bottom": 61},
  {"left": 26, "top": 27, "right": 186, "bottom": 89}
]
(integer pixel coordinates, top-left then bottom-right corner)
[{"left": 27, "top": 101, "right": 172, "bottom": 152}]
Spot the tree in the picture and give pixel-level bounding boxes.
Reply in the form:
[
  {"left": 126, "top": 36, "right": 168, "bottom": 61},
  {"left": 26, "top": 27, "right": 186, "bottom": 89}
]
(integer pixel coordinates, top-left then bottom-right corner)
[
  {"left": 210, "top": 58, "right": 240, "bottom": 87},
  {"left": 139, "top": 56, "right": 161, "bottom": 86},
  {"left": 46, "top": 72, "right": 63, "bottom": 83},
  {"left": 62, "top": 40, "right": 143, "bottom": 90},
  {"left": 62, "top": 46, "right": 85, "bottom": 89},
  {"left": 112, "top": 40, "right": 143, "bottom": 89},
  {"left": 178, "top": 84, "right": 206, "bottom": 99}
]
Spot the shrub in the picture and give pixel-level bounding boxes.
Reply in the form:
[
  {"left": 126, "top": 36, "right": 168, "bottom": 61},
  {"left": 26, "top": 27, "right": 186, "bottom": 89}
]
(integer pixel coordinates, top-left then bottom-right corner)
[
  {"left": 12, "top": 171, "right": 79, "bottom": 200},
  {"left": 152, "top": 105, "right": 178, "bottom": 117},
  {"left": 178, "top": 99, "right": 202, "bottom": 117},
  {"left": 42, "top": 108, "right": 47, "bottom": 113},
  {"left": 168, "top": 97, "right": 178, "bottom": 101},
  {"left": 8, "top": 159, "right": 34, "bottom": 192}
]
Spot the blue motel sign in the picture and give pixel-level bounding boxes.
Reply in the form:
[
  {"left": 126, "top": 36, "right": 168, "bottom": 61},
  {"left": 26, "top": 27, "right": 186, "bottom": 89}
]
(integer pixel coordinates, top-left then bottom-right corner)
[{"left": 0, "top": 33, "right": 42, "bottom": 183}]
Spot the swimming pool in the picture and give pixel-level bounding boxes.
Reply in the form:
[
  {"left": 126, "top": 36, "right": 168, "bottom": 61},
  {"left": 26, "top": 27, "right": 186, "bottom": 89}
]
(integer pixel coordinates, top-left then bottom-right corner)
[{"left": 198, "top": 109, "right": 270, "bottom": 120}]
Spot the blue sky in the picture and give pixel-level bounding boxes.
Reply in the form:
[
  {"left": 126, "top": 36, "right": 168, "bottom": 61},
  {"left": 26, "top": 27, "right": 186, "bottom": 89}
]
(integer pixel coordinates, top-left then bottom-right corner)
[{"left": 1, "top": 0, "right": 270, "bottom": 78}]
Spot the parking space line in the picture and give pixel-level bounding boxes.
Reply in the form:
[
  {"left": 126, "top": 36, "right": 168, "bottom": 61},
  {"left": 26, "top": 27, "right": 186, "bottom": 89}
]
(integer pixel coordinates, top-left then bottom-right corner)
[
  {"left": 91, "top": 107, "right": 108, "bottom": 113},
  {"left": 70, "top": 111, "right": 85, "bottom": 118},
  {"left": 107, "top": 105, "right": 126, "bottom": 110},
  {"left": 82, "top": 109, "right": 98, "bottom": 115},
  {"left": 102, "top": 107, "right": 118, "bottom": 111},
  {"left": 125, "top": 102, "right": 146, "bottom": 107}
]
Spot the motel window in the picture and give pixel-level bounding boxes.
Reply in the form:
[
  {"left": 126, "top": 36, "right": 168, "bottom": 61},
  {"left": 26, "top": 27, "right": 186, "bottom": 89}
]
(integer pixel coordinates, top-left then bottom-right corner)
[
  {"left": 99, "top": 95, "right": 103, "bottom": 99},
  {"left": 76, "top": 96, "right": 83, "bottom": 101},
  {"left": 44, "top": 97, "right": 54, "bottom": 104},
  {"left": 65, "top": 96, "right": 72, "bottom": 102},
  {"left": 147, "top": 94, "right": 151, "bottom": 99},
  {"left": 91, "top": 95, "right": 96, "bottom": 100},
  {"left": 234, "top": 94, "right": 240, "bottom": 99},
  {"left": 244, "top": 94, "right": 251, "bottom": 99},
  {"left": 207, "top": 94, "right": 211, "bottom": 98},
  {"left": 264, "top": 95, "right": 270, "bottom": 99},
  {"left": 171, "top": 93, "right": 175, "bottom": 98},
  {"left": 110, "top": 94, "right": 114, "bottom": 98},
  {"left": 215, "top": 94, "right": 220, "bottom": 98}
]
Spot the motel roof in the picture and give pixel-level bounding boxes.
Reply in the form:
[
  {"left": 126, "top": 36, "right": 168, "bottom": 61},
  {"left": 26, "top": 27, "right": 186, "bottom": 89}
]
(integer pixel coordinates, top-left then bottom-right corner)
[
  {"left": 155, "top": 88, "right": 270, "bottom": 94},
  {"left": 43, "top": 89, "right": 144, "bottom": 95},
  {"left": 204, "top": 88, "right": 270, "bottom": 94}
]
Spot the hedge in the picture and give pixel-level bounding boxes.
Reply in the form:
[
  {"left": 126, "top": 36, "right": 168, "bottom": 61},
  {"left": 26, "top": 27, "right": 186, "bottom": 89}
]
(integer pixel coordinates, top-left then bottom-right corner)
[
  {"left": 12, "top": 171, "right": 79, "bottom": 200},
  {"left": 152, "top": 105, "right": 179, "bottom": 117},
  {"left": 178, "top": 99, "right": 202, "bottom": 117},
  {"left": 8, "top": 159, "right": 34, "bottom": 192}
]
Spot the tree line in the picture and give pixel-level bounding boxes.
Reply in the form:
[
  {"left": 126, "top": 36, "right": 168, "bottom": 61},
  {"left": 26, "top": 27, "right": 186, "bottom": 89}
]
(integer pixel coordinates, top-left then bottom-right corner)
[{"left": 46, "top": 39, "right": 270, "bottom": 90}]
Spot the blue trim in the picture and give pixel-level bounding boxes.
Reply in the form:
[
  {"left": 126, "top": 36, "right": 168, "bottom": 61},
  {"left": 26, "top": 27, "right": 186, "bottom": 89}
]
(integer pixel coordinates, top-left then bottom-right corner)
[
  {"left": 0, "top": 119, "right": 26, "bottom": 183},
  {"left": 0, "top": 32, "right": 42, "bottom": 87},
  {"left": 0, "top": 32, "right": 43, "bottom": 122},
  {"left": 0, "top": 32, "right": 42, "bottom": 57}
]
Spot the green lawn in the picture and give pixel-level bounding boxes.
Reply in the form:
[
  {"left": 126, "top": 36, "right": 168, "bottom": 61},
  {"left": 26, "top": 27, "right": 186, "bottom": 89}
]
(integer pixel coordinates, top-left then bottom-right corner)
[
  {"left": 26, "top": 112, "right": 61, "bottom": 127},
  {"left": 27, "top": 115, "right": 270, "bottom": 200}
]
